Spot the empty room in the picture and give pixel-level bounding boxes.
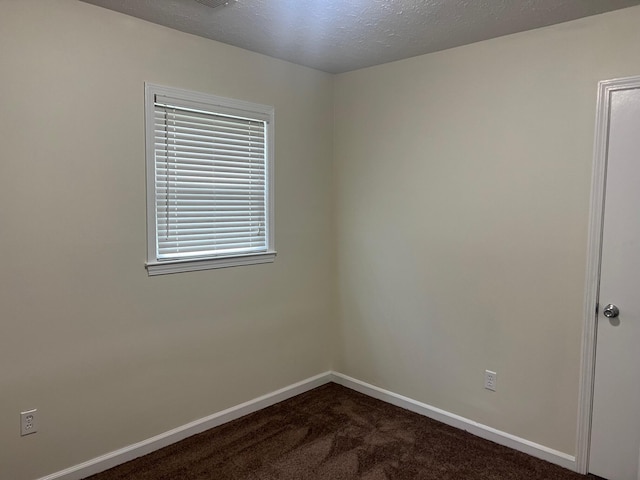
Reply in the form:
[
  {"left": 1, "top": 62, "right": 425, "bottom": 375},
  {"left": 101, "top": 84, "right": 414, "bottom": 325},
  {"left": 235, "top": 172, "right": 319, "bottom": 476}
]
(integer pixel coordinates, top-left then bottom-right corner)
[{"left": 2, "top": 1, "right": 640, "bottom": 479}]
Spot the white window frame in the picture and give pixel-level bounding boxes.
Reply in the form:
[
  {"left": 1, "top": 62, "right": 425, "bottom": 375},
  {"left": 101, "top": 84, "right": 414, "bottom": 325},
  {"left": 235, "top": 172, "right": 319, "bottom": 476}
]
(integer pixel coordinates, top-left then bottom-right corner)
[{"left": 144, "top": 83, "right": 276, "bottom": 275}]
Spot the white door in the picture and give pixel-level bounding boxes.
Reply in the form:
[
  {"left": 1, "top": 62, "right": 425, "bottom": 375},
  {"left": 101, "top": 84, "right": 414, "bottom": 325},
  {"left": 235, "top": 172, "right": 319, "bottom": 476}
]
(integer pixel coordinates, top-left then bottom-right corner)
[{"left": 589, "top": 84, "right": 640, "bottom": 480}]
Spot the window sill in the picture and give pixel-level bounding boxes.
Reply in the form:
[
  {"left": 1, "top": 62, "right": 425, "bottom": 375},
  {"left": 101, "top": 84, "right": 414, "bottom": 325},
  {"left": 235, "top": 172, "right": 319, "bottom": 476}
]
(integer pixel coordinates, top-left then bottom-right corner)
[{"left": 146, "top": 251, "right": 276, "bottom": 276}]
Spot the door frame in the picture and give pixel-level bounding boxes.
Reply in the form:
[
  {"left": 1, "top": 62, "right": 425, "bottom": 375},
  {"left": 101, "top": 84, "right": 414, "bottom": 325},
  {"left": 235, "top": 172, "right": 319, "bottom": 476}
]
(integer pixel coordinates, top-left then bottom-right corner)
[{"left": 576, "top": 74, "right": 640, "bottom": 474}]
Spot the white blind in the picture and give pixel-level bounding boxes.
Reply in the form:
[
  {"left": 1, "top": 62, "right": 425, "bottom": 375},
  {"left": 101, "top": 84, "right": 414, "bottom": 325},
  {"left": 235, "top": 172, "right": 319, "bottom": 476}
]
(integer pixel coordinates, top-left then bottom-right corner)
[{"left": 154, "top": 98, "right": 268, "bottom": 260}]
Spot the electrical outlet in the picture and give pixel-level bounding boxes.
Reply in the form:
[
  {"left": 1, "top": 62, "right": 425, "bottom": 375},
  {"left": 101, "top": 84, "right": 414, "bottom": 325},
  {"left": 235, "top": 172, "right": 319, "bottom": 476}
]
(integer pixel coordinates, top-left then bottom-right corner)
[
  {"left": 484, "top": 370, "right": 497, "bottom": 391},
  {"left": 21, "top": 409, "right": 38, "bottom": 436}
]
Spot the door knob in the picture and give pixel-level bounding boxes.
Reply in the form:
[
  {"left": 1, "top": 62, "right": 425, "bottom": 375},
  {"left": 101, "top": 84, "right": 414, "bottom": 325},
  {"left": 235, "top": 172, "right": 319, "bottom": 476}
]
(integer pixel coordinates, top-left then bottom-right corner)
[{"left": 603, "top": 304, "right": 620, "bottom": 318}]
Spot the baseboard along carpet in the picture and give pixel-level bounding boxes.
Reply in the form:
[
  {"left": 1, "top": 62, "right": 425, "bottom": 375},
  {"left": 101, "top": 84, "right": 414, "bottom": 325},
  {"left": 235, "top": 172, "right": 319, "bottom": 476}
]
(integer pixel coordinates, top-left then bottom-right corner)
[{"left": 84, "top": 383, "right": 592, "bottom": 479}]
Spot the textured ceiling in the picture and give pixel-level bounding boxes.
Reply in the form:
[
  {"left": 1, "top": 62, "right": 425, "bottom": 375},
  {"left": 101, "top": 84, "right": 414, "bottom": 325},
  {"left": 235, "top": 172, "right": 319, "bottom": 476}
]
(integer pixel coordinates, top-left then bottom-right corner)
[{"left": 80, "top": 0, "right": 640, "bottom": 73}]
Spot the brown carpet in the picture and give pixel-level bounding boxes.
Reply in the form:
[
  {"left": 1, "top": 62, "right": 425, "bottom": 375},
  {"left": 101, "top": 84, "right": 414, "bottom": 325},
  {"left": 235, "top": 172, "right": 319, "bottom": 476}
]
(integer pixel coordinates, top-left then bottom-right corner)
[{"left": 85, "top": 383, "right": 593, "bottom": 480}]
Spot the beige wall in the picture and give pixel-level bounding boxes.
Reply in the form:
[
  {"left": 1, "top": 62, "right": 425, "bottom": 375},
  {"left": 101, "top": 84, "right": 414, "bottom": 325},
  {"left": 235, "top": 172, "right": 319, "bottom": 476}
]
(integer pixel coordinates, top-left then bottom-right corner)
[
  {"left": 334, "top": 6, "right": 640, "bottom": 455},
  {"left": 0, "top": 1, "right": 334, "bottom": 479},
  {"left": 4, "top": 1, "right": 640, "bottom": 478}
]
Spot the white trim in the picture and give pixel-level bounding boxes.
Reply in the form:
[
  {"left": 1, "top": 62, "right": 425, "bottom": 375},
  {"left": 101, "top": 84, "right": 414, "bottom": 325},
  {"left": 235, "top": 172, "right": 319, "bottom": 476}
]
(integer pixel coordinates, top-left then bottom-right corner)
[
  {"left": 330, "top": 372, "right": 577, "bottom": 471},
  {"left": 38, "top": 370, "right": 581, "bottom": 479},
  {"left": 146, "top": 251, "right": 276, "bottom": 276},
  {"left": 36, "top": 372, "right": 332, "bottom": 480},
  {"left": 149, "top": 84, "right": 275, "bottom": 121},
  {"left": 576, "top": 74, "right": 640, "bottom": 475}
]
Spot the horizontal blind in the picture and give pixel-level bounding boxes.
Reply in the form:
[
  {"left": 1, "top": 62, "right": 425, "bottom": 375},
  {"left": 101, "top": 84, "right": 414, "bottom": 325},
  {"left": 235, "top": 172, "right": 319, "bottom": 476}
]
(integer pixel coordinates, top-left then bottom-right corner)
[{"left": 154, "top": 99, "right": 268, "bottom": 260}]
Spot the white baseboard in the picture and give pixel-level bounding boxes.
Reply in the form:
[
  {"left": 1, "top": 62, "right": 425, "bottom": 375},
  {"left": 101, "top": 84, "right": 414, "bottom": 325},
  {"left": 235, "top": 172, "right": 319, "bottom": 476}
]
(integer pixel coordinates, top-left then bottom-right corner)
[
  {"left": 329, "top": 372, "right": 577, "bottom": 472},
  {"left": 37, "top": 372, "right": 333, "bottom": 480},
  {"left": 39, "top": 370, "right": 576, "bottom": 479}
]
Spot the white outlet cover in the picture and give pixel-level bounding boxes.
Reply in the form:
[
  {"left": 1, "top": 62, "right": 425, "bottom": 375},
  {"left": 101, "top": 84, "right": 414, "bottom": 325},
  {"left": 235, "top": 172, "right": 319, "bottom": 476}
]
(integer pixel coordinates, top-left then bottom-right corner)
[
  {"left": 20, "top": 409, "right": 38, "bottom": 436},
  {"left": 484, "top": 370, "right": 497, "bottom": 391}
]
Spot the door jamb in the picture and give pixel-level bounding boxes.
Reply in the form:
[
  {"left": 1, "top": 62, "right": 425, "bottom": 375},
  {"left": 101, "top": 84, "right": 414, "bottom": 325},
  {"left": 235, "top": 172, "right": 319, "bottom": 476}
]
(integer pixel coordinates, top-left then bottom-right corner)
[{"left": 576, "top": 75, "right": 640, "bottom": 474}]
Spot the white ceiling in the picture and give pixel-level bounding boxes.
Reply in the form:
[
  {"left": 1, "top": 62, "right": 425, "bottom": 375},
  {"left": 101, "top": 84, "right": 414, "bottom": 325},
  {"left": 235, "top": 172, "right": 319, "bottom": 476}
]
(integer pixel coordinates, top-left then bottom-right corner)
[{"left": 80, "top": 0, "right": 640, "bottom": 74}]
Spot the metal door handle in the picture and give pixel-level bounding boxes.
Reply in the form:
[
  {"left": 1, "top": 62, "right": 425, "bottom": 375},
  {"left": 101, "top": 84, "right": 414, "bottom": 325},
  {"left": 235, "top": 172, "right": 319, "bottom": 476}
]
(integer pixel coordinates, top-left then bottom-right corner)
[{"left": 603, "top": 304, "right": 620, "bottom": 318}]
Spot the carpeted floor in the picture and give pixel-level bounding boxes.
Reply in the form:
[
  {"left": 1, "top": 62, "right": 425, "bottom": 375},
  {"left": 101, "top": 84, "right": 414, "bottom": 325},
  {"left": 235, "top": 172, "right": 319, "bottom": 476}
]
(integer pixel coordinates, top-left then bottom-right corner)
[{"left": 85, "top": 383, "right": 593, "bottom": 479}]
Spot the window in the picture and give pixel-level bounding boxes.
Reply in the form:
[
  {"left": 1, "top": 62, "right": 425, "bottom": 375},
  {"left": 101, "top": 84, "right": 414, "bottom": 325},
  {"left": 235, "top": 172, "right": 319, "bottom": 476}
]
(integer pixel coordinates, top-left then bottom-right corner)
[{"left": 145, "top": 83, "right": 275, "bottom": 275}]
